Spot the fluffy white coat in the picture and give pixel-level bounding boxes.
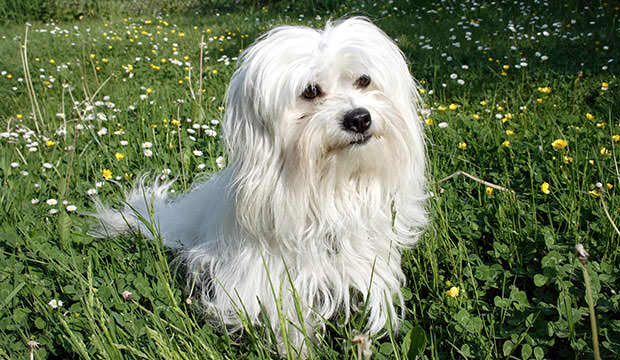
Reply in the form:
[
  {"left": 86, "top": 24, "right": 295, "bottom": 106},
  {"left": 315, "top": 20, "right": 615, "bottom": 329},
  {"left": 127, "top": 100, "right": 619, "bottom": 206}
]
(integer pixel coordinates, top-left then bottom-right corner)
[{"left": 92, "top": 17, "right": 427, "bottom": 355}]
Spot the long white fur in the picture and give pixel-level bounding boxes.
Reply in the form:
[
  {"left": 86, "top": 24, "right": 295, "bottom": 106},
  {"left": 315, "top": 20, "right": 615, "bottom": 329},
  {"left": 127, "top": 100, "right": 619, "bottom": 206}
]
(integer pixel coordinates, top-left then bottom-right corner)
[{"left": 91, "top": 17, "right": 427, "bottom": 355}]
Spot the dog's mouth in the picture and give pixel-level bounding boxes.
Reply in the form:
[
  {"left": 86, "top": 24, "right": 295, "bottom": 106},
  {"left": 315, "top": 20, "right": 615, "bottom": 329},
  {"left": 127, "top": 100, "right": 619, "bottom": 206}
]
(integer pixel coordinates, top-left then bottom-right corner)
[{"left": 349, "top": 134, "right": 372, "bottom": 146}]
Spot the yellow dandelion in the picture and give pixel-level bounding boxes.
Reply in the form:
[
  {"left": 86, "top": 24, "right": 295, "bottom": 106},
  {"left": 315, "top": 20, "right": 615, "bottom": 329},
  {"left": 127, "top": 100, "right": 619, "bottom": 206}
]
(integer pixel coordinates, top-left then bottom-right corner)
[
  {"left": 600, "top": 147, "right": 611, "bottom": 156},
  {"left": 606, "top": 183, "right": 613, "bottom": 189},
  {"left": 146, "top": 88, "right": 153, "bottom": 94},
  {"left": 596, "top": 122, "right": 605, "bottom": 128},
  {"left": 537, "top": 86, "right": 552, "bottom": 94},
  {"left": 479, "top": 100, "right": 487, "bottom": 106},
  {"left": 612, "top": 134, "right": 620, "bottom": 142},
  {"left": 485, "top": 187, "right": 494, "bottom": 195},
  {"left": 449, "top": 103, "right": 459, "bottom": 111},
  {"left": 16, "top": 114, "right": 23, "bottom": 119},
  {"left": 46, "top": 140, "right": 55, "bottom": 146},
  {"left": 473, "top": 114, "right": 480, "bottom": 120},
  {"left": 49, "top": 59, "right": 55, "bottom": 64},
  {"left": 502, "top": 140, "right": 511, "bottom": 147},
  {"left": 171, "top": 119, "right": 181, "bottom": 126},
  {"left": 102, "top": 169, "right": 112, "bottom": 179},
  {"left": 445, "top": 286, "right": 460, "bottom": 298},
  {"left": 505, "top": 130, "right": 514, "bottom": 136},
  {"left": 437, "top": 105, "right": 447, "bottom": 111},
  {"left": 425, "top": 118, "right": 433, "bottom": 125},
  {"left": 551, "top": 139, "right": 568, "bottom": 149},
  {"left": 503, "top": 64, "right": 510, "bottom": 70},
  {"left": 563, "top": 155, "right": 574, "bottom": 164},
  {"left": 601, "top": 82, "right": 609, "bottom": 90},
  {"left": 115, "top": 152, "right": 125, "bottom": 161},
  {"left": 458, "top": 142, "right": 467, "bottom": 150},
  {"left": 586, "top": 113, "right": 595, "bottom": 120},
  {"left": 541, "top": 182, "right": 550, "bottom": 194},
  {"left": 536, "top": 98, "right": 543, "bottom": 103},
  {"left": 589, "top": 189, "right": 600, "bottom": 197}
]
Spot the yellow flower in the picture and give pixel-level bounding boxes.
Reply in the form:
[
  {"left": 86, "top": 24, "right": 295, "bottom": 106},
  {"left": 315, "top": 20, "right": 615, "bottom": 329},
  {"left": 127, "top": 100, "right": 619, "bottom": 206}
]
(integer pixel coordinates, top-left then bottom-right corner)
[
  {"left": 115, "top": 152, "right": 125, "bottom": 161},
  {"left": 502, "top": 140, "right": 511, "bottom": 147},
  {"left": 537, "top": 86, "right": 552, "bottom": 94},
  {"left": 102, "top": 169, "right": 112, "bottom": 179},
  {"left": 212, "top": 69, "right": 218, "bottom": 74},
  {"left": 589, "top": 189, "right": 600, "bottom": 197},
  {"left": 458, "top": 142, "right": 467, "bottom": 150},
  {"left": 146, "top": 88, "right": 153, "bottom": 94},
  {"left": 505, "top": 130, "right": 514, "bottom": 136},
  {"left": 613, "top": 134, "right": 620, "bottom": 142},
  {"left": 49, "top": 59, "right": 55, "bottom": 64},
  {"left": 503, "top": 64, "right": 510, "bottom": 70},
  {"left": 606, "top": 183, "right": 613, "bottom": 190},
  {"left": 445, "top": 286, "right": 460, "bottom": 298},
  {"left": 536, "top": 98, "right": 543, "bottom": 103},
  {"left": 89, "top": 53, "right": 95, "bottom": 59},
  {"left": 449, "top": 103, "right": 459, "bottom": 111},
  {"left": 437, "top": 105, "right": 447, "bottom": 111},
  {"left": 601, "top": 82, "right": 609, "bottom": 90},
  {"left": 600, "top": 147, "right": 611, "bottom": 156},
  {"left": 171, "top": 119, "right": 181, "bottom": 126},
  {"left": 551, "top": 139, "right": 568, "bottom": 149},
  {"left": 596, "top": 122, "right": 605, "bottom": 128},
  {"left": 485, "top": 187, "right": 494, "bottom": 195},
  {"left": 563, "top": 155, "right": 574, "bottom": 164},
  {"left": 586, "top": 113, "right": 595, "bottom": 120},
  {"left": 425, "top": 118, "right": 433, "bottom": 125},
  {"left": 473, "top": 114, "right": 480, "bottom": 120},
  {"left": 479, "top": 100, "right": 487, "bottom": 106},
  {"left": 46, "top": 140, "right": 55, "bottom": 146},
  {"left": 541, "top": 182, "right": 550, "bottom": 194}
]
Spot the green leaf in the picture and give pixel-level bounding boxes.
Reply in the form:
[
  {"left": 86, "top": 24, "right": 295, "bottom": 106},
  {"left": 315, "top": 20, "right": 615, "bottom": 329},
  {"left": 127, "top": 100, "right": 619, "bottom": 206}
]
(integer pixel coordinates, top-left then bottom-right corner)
[
  {"left": 534, "top": 346, "right": 544, "bottom": 360},
  {"left": 521, "top": 344, "right": 532, "bottom": 359},
  {"left": 503, "top": 340, "right": 514, "bottom": 357},
  {"left": 379, "top": 341, "right": 393, "bottom": 355},
  {"left": 533, "top": 274, "right": 547, "bottom": 287},
  {"left": 58, "top": 211, "right": 71, "bottom": 248},
  {"left": 35, "top": 317, "right": 46, "bottom": 329},
  {"left": 401, "top": 325, "right": 426, "bottom": 359}
]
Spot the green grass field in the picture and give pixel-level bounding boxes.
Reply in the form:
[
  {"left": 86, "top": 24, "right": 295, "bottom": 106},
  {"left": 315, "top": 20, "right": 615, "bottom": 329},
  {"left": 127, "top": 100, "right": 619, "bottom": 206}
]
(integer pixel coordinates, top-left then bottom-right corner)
[{"left": 1, "top": 0, "right": 619, "bottom": 359}]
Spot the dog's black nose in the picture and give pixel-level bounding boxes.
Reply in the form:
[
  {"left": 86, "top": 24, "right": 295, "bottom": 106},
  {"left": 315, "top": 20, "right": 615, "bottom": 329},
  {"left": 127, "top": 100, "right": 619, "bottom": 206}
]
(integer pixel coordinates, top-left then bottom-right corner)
[{"left": 342, "top": 108, "right": 372, "bottom": 134}]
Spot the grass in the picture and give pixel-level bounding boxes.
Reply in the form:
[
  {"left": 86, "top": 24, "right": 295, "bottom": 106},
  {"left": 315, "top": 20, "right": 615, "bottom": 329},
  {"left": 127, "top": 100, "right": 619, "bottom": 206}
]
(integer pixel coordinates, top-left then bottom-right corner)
[{"left": 0, "top": 0, "right": 619, "bottom": 359}]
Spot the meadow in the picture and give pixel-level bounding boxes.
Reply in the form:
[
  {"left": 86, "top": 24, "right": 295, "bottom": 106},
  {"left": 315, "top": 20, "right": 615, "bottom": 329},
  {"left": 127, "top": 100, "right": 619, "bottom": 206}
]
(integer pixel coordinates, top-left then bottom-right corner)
[{"left": 0, "top": 0, "right": 619, "bottom": 359}]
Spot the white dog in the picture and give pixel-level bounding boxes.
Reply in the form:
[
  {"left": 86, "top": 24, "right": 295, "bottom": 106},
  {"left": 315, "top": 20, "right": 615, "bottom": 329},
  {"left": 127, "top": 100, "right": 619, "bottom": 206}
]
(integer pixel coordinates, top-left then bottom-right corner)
[{"left": 93, "top": 17, "right": 427, "bottom": 355}]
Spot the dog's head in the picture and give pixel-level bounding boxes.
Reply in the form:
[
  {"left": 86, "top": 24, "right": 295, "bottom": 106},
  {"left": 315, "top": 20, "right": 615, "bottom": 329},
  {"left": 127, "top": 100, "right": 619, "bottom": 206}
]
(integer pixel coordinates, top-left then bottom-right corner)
[
  {"left": 223, "top": 18, "right": 426, "bottom": 241},
  {"left": 224, "top": 18, "right": 424, "bottom": 183}
]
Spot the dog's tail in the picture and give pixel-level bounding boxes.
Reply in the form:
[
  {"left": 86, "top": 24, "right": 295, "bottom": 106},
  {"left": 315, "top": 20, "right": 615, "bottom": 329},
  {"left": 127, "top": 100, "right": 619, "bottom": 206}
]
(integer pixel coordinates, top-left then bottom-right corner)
[
  {"left": 88, "top": 168, "right": 235, "bottom": 249},
  {"left": 88, "top": 175, "right": 176, "bottom": 242}
]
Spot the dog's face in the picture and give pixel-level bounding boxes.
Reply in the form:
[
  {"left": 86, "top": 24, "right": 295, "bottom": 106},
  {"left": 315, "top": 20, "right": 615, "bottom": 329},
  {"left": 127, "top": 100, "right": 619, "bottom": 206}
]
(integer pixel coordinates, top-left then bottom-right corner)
[{"left": 224, "top": 18, "right": 425, "bottom": 199}]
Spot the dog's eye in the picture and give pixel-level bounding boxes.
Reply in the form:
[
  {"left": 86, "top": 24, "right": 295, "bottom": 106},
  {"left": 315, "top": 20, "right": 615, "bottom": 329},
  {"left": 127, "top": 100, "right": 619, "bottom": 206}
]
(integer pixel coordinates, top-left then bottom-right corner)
[
  {"left": 302, "top": 84, "right": 322, "bottom": 100},
  {"left": 354, "top": 74, "right": 371, "bottom": 88}
]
